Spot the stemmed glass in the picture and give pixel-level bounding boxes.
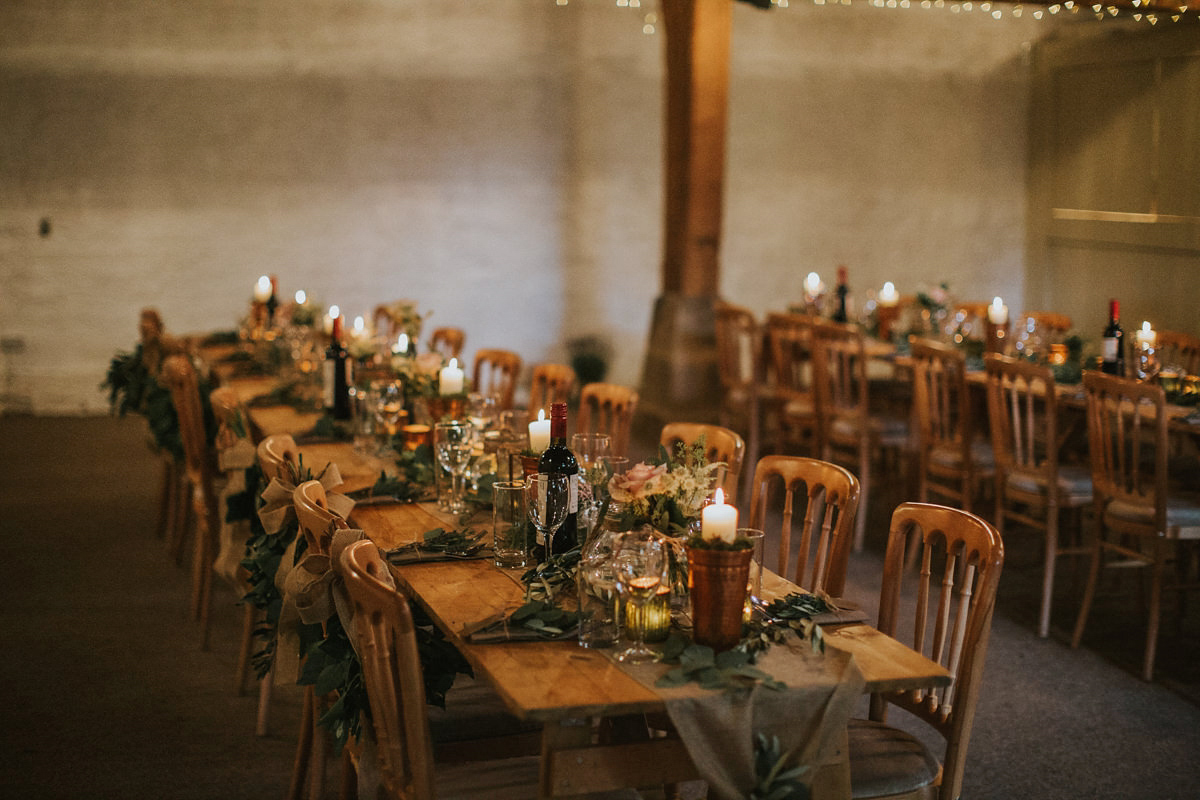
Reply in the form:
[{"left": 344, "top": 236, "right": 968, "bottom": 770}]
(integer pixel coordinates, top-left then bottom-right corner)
[
  {"left": 524, "top": 473, "right": 569, "bottom": 558},
  {"left": 373, "top": 381, "right": 405, "bottom": 454},
  {"left": 434, "top": 420, "right": 473, "bottom": 514},
  {"left": 612, "top": 528, "right": 667, "bottom": 664},
  {"left": 571, "top": 433, "right": 611, "bottom": 534}
]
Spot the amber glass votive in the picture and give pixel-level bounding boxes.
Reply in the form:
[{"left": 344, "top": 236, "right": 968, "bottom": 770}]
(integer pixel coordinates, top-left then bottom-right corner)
[{"left": 401, "top": 424, "right": 431, "bottom": 450}]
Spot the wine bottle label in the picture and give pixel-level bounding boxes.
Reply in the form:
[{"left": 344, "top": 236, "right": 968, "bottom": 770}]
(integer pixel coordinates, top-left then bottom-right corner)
[
  {"left": 1102, "top": 337, "right": 1118, "bottom": 361},
  {"left": 322, "top": 360, "right": 335, "bottom": 408},
  {"left": 568, "top": 473, "right": 579, "bottom": 514}
]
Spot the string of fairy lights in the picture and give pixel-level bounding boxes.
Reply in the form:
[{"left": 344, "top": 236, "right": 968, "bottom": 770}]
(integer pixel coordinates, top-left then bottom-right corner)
[{"left": 554, "top": 0, "right": 1198, "bottom": 29}]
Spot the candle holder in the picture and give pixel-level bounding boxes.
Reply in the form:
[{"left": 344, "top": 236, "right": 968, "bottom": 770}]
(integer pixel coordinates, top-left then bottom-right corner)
[
  {"left": 624, "top": 586, "right": 672, "bottom": 643},
  {"left": 427, "top": 394, "right": 466, "bottom": 422},
  {"left": 686, "top": 544, "right": 753, "bottom": 652},
  {"left": 876, "top": 303, "right": 900, "bottom": 342},
  {"left": 984, "top": 319, "right": 1008, "bottom": 354},
  {"left": 1135, "top": 342, "right": 1160, "bottom": 383}
]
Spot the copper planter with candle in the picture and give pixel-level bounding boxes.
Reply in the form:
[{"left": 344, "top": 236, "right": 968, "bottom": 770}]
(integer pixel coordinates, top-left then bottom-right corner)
[{"left": 687, "top": 545, "right": 752, "bottom": 652}]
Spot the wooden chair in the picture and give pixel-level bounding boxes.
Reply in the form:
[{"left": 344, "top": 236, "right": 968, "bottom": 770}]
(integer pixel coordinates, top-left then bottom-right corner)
[
  {"left": 429, "top": 326, "right": 466, "bottom": 361},
  {"left": 1155, "top": 329, "right": 1200, "bottom": 375},
  {"left": 161, "top": 355, "right": 221, "bottom": 651},
  {"left": 257, "top": 433, "right": 300, "bottom": 482},
  {"left": 139, "top": 309, "right": 188, "bottom": 545},
  {"left": 811, "top": 321, "right": 909, "bottom": 553},
  {"left": 472, "top": 348, "right": 522, "bottom": 410},
  {"left": 1071, "top": 372, "right": 1200, "bottom": 681},
  {"left": 848, "top": 502, "right": 1005, "bottom": 800},
  {"left": 210, "top": 387, "right": 263, "bottom": 696},
  {"left": 745, "top": 455, "right": 861, "bottom": 598},
  {"left": 526, "top": 363, "right": 576, "bottom": 426},
  {"left": 659, "top": 422, "right": 746, "bottom": 502},
  {"left": 765, "top": 311, "right": 820, "bottom": 456},
  {"left": 910, "top": 338, "right": 994, "bottom": 514},
  {"left": 577, "top": 382, "right": 639, "bottom": 459},
  {"left": 984, "top": 354, "right": 1092, "bottom": 638},
  {"left": 338, "top": 540, "right": 558, "bottom": 800},
  {"left": 715, "top": 303, "right": 782, "bottom": 499}
]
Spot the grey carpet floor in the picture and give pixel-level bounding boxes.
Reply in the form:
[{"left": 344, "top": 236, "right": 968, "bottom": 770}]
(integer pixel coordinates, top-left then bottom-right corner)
[{"left": 1, "top": 415, "right": 1197, "bottom": 799}]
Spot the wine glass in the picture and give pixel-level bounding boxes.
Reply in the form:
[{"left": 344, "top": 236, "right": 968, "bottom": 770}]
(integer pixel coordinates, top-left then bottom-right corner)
[
  {"left": 372, "top": 381, "right": 406, "bottom": 454},
  {"left": 434, "top": 420, "right": 473, "bottom": 514},
  {"left": 524, "top": 473, "right": 569, "bottom": 559},
  {"left": 612, "top": 528, "right": 667, "bottom": 664},
  {"left": 467, "top": 392, "right": 497, "bottom": 436},
  {"left": 571, "top": 433, "right": 611, "bottom": 534}
]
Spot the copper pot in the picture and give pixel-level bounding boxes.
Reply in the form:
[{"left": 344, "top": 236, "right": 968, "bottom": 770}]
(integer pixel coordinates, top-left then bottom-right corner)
[{"left": 686, "top": 545, "right": 752, "bottom": 652}]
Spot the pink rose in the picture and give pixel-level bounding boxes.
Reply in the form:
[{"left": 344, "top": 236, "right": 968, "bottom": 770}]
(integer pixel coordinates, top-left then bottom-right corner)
[{"left": 609, "top": 462, "right": 667, "bottom": 502}]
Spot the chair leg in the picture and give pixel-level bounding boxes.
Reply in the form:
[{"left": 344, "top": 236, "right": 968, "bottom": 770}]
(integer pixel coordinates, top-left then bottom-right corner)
[
  {"left": 236, "top": 604, "right": 257, "bottom": 695},
  {"left": 1071, "top": 532, "right": 1104, "bottom": 650},
  {"left": 309, "top": 697, "right": 328, "bottom": 800},
  {"left": 1142, "top": 539, "right": 1166, "bottom": 682},
  {"left": 169, "top": 480, "right": 191, "bottom": 565},
  {"left": 287, "top": 688, "right": 316, "bottom": 800},
  {"left": 1038, "top": 504, "right": 1059, "bottom": 639},
  {"left": 255, "top": 665, "right": 273, "bottom": 737},
  {"left": 338, "top": 747, "right": 357, "bottom": 800},
  {"left": 851, "top": 442, "right": 869, "bottom": 553}
]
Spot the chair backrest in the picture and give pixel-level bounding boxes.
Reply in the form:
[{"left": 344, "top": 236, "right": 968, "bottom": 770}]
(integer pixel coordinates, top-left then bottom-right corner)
[
  {"left": 1155, "top": 329, "right": 1200, "bottom": 375},
  {"left": 339, "top": 539, "right": 437, "bottom": 799},
  {"left": 1082, "top": 371, "right": 1170, "bottom": 536},
  {"left": 1019, "top": 310, "right": 1073, "bottom": 336},
  {"left": 660, "top": 422, "right": 746, "bottom": 501},
  {"left": 746, "top": 455, "right": 861, "bottom": 597},
  {"left": 472, "top": 348, "right": 522, "bottom": 410},
  {"left": 294, "top": 479, "right": 344, "bottom": 557},
  {"left": 429, "top": 326, "right": 466, "bottom": 361},
  {"left": 527, "top": 363, "right": 576, "bottom": 426},
  {"left": 810, "top": 321, "right": 870, "bottom": 436},
  {"left": 873, "top": 502, "right": 1004, "bottom": 800},
  {"left": 983, "top": 354, "right": 1059, "bottom": 489},
  {"left": 765, "top": 311, "right": 817, "bottom": 403},
  {"left": 577, "top": 382, "right": 639, "bottom": 458},
  {"left": 161, "top": 355, "right": 213, "bottom": 485},
  {"left": 910, "top": 337, "right": 973, "bottom": 463},
  {"left": 257, "top": 433, "right": 299, "bottom": 481},
  {"left": 715, "top": 302, "right": 762, "bottom": 395}
]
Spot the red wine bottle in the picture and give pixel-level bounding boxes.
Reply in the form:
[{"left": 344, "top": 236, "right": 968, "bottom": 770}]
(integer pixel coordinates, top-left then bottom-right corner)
[
  {"left": 536, "top": 402, "right": 579, "bottom": 556},
  {"left": 323, "top": 314, "right": 353, "bottom": 419},
  {"left": 831, "top": 265, "right": 850, "bottom": 323},
  {"left": 1100, "top": 299, "right": 1124, "bottom": 376}
]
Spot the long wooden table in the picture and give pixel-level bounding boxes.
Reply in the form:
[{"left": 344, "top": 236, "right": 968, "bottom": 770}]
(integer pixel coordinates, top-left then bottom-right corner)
[{"left": 352, "top": 501, "right": 951, "bottom": 798}]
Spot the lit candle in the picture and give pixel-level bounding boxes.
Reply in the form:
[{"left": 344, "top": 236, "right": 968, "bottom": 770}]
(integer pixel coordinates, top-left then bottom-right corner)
[
  {"left": 392, "top": 333, "right": 410, "bottom": 355},
  {"left": 1136, "top": 321, "right": 1157, "bottom": 348},
  {"left": 253, "top": 275, "right": 272, "bottom": 303},
  {"left": 294, "top": 289, "right": 307, "bottom": 305},
  {"left": 804, "top": 272, "right": 823, "bottom": 297},
  {"left": 352, "top": 315, "right": 367, "bottom": 342},
  {"left": 528, "top": 408, "right": 551, "bottom": 453},
  {"left": 701, "top": 488, "right": 738, "bottom": 544},
  {"left": 324, "top": 304, "right": 340, "bottom": 335},
  {"left": 439, "top": 357, "right": 465, "bottom": 395},
  {"left": 878, "top": 281, "right": 899, "bottom": 307},
  {"left": 988, "top": 296, "right": 1009, "bottom": 326}
]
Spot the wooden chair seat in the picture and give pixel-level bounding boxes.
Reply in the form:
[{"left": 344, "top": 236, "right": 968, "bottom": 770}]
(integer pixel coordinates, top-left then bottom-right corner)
[
  {"left": 1004, "top": 464, "right": 1094, "bottom": 505},
  {"left": 847, "top": 718, "right": 941, "bottom": 799},
  {"left": 1105, "top": 496, "right": 1200, "bottom": 530},
  {"left": 830, "top": 413, "right": 908, "bottom": 445},
  {"left": 928, "top": 439, "right": 994, "bottom": 471}
]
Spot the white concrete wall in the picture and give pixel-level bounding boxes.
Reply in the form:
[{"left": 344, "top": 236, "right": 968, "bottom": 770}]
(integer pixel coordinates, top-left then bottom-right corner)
[{"left": 0, "top": 0, "right": 1052, "bottom": 413}]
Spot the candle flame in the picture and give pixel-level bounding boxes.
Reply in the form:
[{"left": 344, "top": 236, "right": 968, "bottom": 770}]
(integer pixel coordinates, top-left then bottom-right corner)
[
  {"left": 329, "top": 304, "right": 340, "bottom": 319},
  {"left": 294, "top": 289, "right": 306, "bottom": 305},
  {"left": 449, "top": 357, "right": 458, "bottom": 370},
  {"left": 537, "top": 408, "right": 545, "bottom": 421},
  {"left": 713, "top": 487, "right": 725, "bottom": 505},
  {"left": 992, "top": 296, "right": 1003, "bottom": 308},
  {"left": 1142, "top": 321, "right": 1152, "bottom": 333}
]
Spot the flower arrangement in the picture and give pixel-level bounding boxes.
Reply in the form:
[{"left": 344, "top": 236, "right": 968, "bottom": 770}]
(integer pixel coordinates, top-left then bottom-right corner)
[
  {"left": 384, "top": 300, "right": 426, "bottom": 341},
  {"left": 607, "top": 439, "right": 722, "bottom": 537}
]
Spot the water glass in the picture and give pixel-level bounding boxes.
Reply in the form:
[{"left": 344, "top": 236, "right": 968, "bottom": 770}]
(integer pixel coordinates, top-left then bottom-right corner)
[
  {"left": 492, "top": 480, "right": 529, "bottom": 568},
  {"left": 740, "top": 528, "right": 766, "bottom": 620},
  {"left": 434, "top": 420, "right": 473, "bottom": 514}
]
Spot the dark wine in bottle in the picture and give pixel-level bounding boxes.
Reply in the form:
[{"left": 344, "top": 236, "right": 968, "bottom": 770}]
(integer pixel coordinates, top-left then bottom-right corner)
[
  {"left": 536, "top": 402, "right": 579, "bottom": 557},
  {"left": 323, "top": 314, "right": 353, "bottom": 419},
  {"left": 1100, "top": 299, "right": 1124, "bottom": 376},
  {"left": 831, "top": 265, "right": 850, "bottom": 323}
]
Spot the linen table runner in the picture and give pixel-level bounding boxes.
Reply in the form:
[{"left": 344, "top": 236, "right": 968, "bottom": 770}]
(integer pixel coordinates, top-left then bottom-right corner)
[{"left": 622, "top": 643, "right": 865, "bottom": 800}]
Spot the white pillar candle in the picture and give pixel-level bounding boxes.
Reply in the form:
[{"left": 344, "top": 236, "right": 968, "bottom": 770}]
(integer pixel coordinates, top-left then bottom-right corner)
[
  {"left": 528, "top": 408, "right": 551, "bottom": 453},
  {"left": 439, "top": 357, "right": 465, "bottom": 395},
  {"left": 804, "top": 272, "right": 823, "bottom": 297},
  {"left": 701, "top": 488, "right": 738, "bottom": 544},
  {"left": 1136, "top": 321, "right": 1157, "bottom": 347},
  {"left": 878, "top": 281, "right": 899, "bottom": 307},
  {"left": 392, "top": 333, "right": 410, "bottom": 355},
  {"left": 987, "top": 296, "right": 1009, "bottom": 326},
  {"left": 253, "top": 275, "right": 272, "bottom": 303},
  {"left": 352, "top": 315, "right": 366, "bottom": 341}
]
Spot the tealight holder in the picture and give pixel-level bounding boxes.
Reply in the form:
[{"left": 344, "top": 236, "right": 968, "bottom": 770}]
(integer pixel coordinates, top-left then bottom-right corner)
[{"left": 1135, "top": 342, "right": 1160, "bottom": 383}]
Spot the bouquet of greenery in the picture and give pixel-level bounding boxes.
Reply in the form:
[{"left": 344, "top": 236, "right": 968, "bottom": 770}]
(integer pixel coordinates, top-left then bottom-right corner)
[{"left": 606, "top": 439, "right": 721, "bottom": 536}]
